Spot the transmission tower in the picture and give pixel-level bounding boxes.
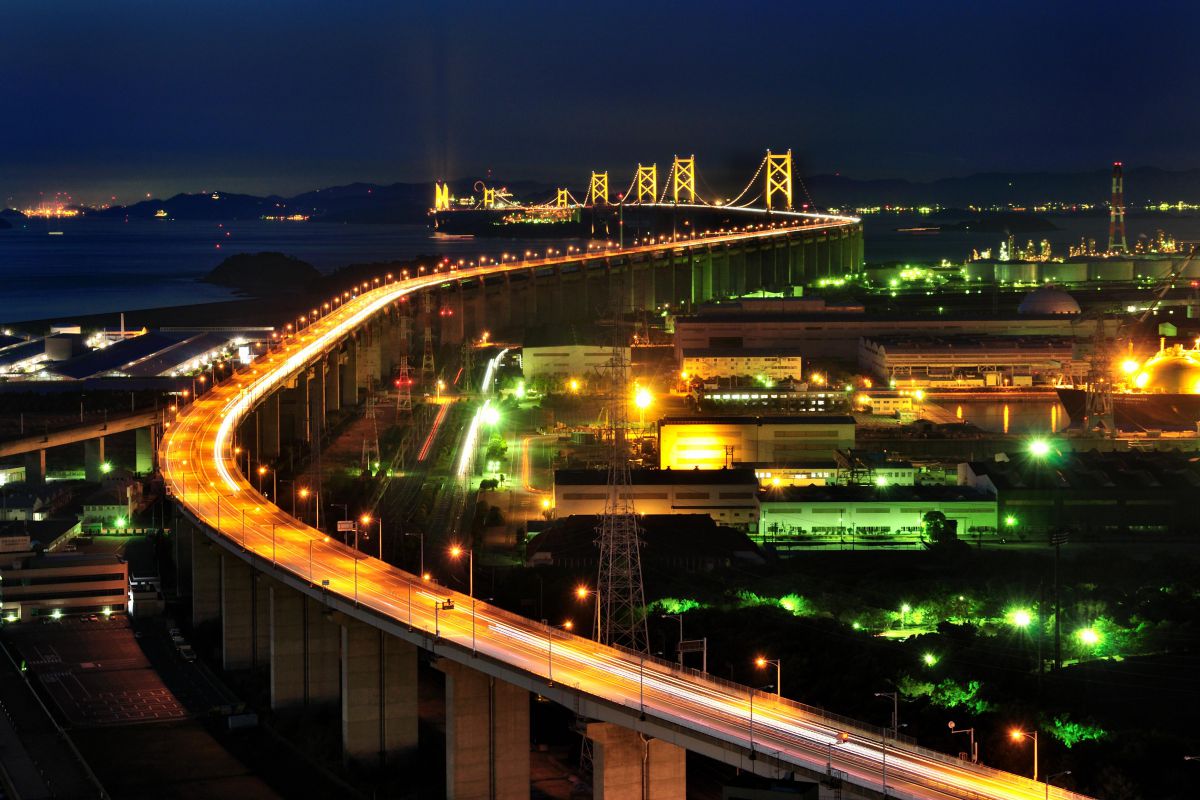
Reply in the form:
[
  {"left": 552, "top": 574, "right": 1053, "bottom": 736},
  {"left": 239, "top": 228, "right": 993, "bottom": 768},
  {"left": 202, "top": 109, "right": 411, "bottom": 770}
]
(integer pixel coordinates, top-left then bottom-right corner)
[
  {"left": 594, "top": 312, "right": 649, "bottom": 653},
  {"left": 461, "top": 341, "right": 476, "bottom": 391},
  {"left": 397, "top": 303, "right": 414, "bottom": 414},
  {"left": 361, "top": 387, "right": 382, "bottom": 474},
  {"left": 421, "top": 291, "right": 436, "bottom": 385},
  {"left": 1083, "top": 315, "right": 1115, "bottom": 435}
]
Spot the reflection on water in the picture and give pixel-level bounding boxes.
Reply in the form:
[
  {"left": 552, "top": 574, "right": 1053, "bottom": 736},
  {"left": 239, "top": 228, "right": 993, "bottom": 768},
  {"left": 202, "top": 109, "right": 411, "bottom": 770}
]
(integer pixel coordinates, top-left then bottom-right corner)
[{"left": 941, "top": 399, "right": 1069, "bottom": 434}]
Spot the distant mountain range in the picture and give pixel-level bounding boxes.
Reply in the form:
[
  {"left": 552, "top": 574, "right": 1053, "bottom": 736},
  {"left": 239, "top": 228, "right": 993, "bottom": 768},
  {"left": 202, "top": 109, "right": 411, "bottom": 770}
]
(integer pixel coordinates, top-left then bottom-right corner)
[{"left": 7, "top": 167, "right": 1200, "bottom": 225}]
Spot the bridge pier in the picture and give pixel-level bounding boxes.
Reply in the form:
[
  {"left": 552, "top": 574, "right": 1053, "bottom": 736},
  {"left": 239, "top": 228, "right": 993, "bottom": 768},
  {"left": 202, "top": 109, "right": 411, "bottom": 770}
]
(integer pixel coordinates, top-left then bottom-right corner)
[
  {"left": 135, "top": 426, "right": 155, "bottom": 474},
  {"left": 258, "top": 393, "right": 281, "bottom": 460},
  {"left": 308, "top": 365, "right": 325, "bottom": 445},
  {"left": 340, "top": 620, "right": 419, "bottom": 766},
  {"left": 22, "top": 449, "right": 45, "bottom": 486},
  {"left": 191, "top": 528, "right": 221, "bottom": 628},
  {"left": 586, "top": 722, "right": 686, "bottom": 800},
  {"left": 269, "top": 584, "right": 342, "bottom": 710},
  {"left": 340, "top": 340, "right": 359, "bottom": 408},
  {"left": 325, "top": 353, "right": 341, "bottom": 416},
  {"left": 83, "top": 436, "right": 106, "bottom": 482},
  {"left": 439, "top": 659, "right": 530, "bottom": 800},
  {"left": 221, "top": 555, "right": 256, "bottom": 670}
]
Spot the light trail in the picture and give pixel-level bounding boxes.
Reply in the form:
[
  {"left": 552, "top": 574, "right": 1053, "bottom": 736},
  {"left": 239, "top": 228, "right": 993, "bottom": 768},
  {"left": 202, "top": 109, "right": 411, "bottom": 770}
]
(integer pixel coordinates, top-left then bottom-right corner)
[
  {"left": 417, "top": 401, "right": 452, "bottom": 462},
  {"left": 159, "top": 216, "right": 1092, "bottom": 800}
]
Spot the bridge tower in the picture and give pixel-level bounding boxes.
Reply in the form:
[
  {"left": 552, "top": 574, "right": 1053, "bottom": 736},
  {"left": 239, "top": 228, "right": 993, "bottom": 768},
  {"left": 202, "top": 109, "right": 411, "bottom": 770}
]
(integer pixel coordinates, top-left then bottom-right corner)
[
  {"left": 1107, "top": 161, "right": 1128, "bottom": 253},
  {"left": 588, "top": 171, "right": 609, "bottom": 206},
  {"left": 765, "top": 149, "right": 793, "bottom": 211},
  {"left": 434, "top": 181, "right": 450, "bottom": 211},
  {"left": 421, "top": 292, "right": 436, "bottom": 385},
  {"left": 555, "top": 188, "right": 569, "bottom": 208},
  {"left": 482, "top": 186, "right": 497, "bottom": 209},
  {"left": 672, "top": 155, "right": 695, "bottom": 204},
  {"left": 636, "top": 164, "right": 657, "bottom": 204},
  {"left": 594, "top": 326, "right": 649, "bottom": 653}
]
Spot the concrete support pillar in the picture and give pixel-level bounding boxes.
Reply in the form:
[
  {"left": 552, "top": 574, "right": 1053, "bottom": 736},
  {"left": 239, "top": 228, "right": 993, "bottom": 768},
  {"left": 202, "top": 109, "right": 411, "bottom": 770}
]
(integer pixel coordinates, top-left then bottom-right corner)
[
  {"left": 22, "top": 449, "right": 46, "bottom": 486},
  {"left": 191, "top": 528, "right": 221, "bottom": 628},
  {"left": 439, "top": 660, "right": 530, "bottom": 800},
  {"left": 586, "top": 722, "right": 686, "bottom": 800},
  {"left": 135, "top": 426, "right": 154, "bottom": 474},
  {"left": 341, "top": 340, "right": 359, "bottom": 408},
  {"left": 308, "top": 365, "right": 325, "bottom": 444},
  {"left": 83, "top": 436, "right": 106, "bottom": 482},
  {"left": 340, "top": 621, "right": 419, "bottom": 765},
  {"left": 260, "top": 392, "right": 281, "bottom": 459},
  {"left": 221, "top": 555, "right": 254, "bottom": 670},
  {"left": 325, "top": 353, "right": 341, "bottom": 414},
  {"left": 269, "top": 587, "right": 343, "bottom": 709}
]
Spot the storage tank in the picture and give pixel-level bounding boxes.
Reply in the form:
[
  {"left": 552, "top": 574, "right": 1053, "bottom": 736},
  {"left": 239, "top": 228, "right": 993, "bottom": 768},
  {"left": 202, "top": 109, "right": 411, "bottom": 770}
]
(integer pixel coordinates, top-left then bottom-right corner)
[
  {"left": 1088, "top": 260, "right": 1134, "bottom": 282},
  {"left": 962, "top": 261, "right": 995, "bottom": 283},
  {"left": 994, "top": 262, "right": 1039, "bottom": 284},
  {"left": 1039, "top": 262, "right": 1088, "bottom": 284},
  {"left": 1134, "top": 257, "right": 1175, "bottom": 280}
]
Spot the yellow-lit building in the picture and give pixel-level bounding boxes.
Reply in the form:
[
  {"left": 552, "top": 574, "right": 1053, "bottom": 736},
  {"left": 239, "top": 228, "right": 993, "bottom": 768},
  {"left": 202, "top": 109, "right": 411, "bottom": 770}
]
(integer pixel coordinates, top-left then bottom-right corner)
[
  {"left": 680, "top": 348, "right": 802, "bottom": 383},
  {"left": 658, "top": 415, "right": 856, "bottom": 470}
]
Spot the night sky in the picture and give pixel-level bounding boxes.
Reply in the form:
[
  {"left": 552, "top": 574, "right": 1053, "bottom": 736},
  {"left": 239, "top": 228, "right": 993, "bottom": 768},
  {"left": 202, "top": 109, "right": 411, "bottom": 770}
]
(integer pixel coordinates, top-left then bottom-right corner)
[{"left": 4, "top": 0, "right": 1198, "bottom": 205}]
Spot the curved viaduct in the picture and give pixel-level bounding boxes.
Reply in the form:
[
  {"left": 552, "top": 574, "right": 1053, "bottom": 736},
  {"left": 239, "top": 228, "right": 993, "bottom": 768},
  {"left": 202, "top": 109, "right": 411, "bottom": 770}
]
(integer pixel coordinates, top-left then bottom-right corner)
[{"left": 163, "top": 210, "right": 1089, "bottom": 800}]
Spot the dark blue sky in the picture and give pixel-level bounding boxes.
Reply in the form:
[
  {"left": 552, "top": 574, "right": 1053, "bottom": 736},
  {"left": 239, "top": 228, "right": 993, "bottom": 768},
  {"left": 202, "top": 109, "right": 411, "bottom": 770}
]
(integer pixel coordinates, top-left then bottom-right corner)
[{"left": 3, "top": 0, "right": 1197, "bottom": 206}]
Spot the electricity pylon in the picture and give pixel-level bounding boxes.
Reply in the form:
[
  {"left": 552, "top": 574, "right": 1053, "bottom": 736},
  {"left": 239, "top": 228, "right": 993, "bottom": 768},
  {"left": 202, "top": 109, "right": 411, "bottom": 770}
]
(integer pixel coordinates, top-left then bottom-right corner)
[{"left": 594, "top": 316, "right": 648, "bottom": 653}]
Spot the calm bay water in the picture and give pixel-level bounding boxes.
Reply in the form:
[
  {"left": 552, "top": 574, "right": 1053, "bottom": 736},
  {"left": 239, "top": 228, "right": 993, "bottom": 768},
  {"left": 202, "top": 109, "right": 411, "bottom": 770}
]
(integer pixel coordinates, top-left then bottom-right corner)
[
  {"left": 0, "top": 218, "right": 571, "bottom": 324},
  {"left": 939, "top": 398, "right": 1069, "bottom": 434}
]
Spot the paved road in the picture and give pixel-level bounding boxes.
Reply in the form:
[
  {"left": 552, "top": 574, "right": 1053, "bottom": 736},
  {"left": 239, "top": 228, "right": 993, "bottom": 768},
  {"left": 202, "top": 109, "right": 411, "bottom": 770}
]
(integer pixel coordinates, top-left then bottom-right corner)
[{"left": 161, "top": 223, "right": 1093, "bottom": 800}]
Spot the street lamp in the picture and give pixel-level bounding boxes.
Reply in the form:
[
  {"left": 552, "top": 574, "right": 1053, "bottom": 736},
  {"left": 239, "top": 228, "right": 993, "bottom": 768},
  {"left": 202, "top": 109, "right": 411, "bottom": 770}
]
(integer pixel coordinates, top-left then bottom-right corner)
[
  {"left": 1045, "top": 770, "right": 1071, "bottom": 799},
  {"left": 360, "top": 513, "right": 382, "bottom": 558},
  {"left": 297, "top": 487, "right": 310, "bottom": 522},
  {"left": 634, "top": 386, "right": 652, "bottom": 427},
  {"left": 1010, "top": 727, "right": 1039, "bottom": 781},
  {"left": 256, "top": 464, "right": 268, "bottom": 495},
  {"left": 450, "top": 544, "right": 475, "bottom": 654},
  {"left": 755, "top": 656, "right": 781, "bottom": 697}
]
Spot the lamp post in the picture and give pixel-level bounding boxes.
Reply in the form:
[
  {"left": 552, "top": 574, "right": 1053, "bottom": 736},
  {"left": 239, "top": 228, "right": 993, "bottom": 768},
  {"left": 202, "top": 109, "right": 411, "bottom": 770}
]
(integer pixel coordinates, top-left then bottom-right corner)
[
  {"left": 1045, "top": 770, "right": 1071, "bottom": 799},
  {"left": 256, "top": 464, "right": 268, "bottom": 494},
  {"left": 828, "top": 731, "right": 850, "bottom": 775},
  {"left": 297, "top": 487, "right": 310, "bottom": 523},
  {"left": 360, "top": 513, "right": 381, "bottom": 559},
  {"left": 875, "top": 691, "right": 900, "bottom": 798},
  {"left": 1010, "top": 728, "right": 1039, "bottom": 781},
  {"left": 755, "top": 656, "right": 781, "bottom": 697},
  {"left": 450, "top": 545, "right": 475, "bottom": 654}
]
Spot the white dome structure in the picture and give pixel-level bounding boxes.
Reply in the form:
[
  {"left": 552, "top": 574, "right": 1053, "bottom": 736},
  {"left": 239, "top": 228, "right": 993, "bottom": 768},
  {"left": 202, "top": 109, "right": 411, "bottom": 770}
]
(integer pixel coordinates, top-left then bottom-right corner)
[{"left": 1017, "top": 285, "right": 1081, "bottom": 316}]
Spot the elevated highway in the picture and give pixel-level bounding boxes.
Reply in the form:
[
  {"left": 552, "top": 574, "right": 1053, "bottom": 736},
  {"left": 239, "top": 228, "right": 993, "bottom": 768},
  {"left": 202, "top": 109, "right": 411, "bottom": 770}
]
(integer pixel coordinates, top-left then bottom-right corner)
[{"left": 162, "top": 215, "right": 1093, "bottom": 799}]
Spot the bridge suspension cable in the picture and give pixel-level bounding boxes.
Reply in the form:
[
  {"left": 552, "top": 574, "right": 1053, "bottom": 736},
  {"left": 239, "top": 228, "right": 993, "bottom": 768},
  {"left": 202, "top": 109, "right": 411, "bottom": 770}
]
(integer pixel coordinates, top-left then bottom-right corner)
[{"left": 724, "top": 154, "right": 768, "bottom": 208}]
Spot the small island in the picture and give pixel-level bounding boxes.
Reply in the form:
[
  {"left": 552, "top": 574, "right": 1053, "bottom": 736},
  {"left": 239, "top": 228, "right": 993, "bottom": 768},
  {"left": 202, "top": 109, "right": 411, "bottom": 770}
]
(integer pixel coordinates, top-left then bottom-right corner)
[{"left": 203, "top": 251, "right": 321, "bottom": 294}]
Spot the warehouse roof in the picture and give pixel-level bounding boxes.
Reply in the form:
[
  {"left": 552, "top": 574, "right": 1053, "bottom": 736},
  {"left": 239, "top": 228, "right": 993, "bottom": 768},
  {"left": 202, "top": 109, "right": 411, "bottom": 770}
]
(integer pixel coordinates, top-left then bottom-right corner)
[
  {"left": 659, "top": 415, "right": 856, "bottom": 426},
  {"left": 555, "top": 467, "right": 758, "bottom": 486}
]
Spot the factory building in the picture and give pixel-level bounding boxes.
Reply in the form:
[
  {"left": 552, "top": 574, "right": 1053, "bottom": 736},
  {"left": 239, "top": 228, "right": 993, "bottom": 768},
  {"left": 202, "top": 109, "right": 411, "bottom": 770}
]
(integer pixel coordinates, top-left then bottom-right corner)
[
  {"left": 522, "top": 344, "right": 629, "bottom": 380},
  {"left": 0, "top": 530, "right": 128, "bottom": 620},
  {"left": 658, "top": 415, "right": 856, "bottom": 469},
  {"left": 959, "top": 450, "right": 1200, "bottom": 536},
  {"left": 552, "top": 467, "right": 760, "bottom": 528},
  {"left": 757, "top": 485, "right": 997, "bottom": 549},
  {"left": 680, "top": 348, "right": 803, "bottom": 383},
  {"left": 673, "top": 292, "right": 1093, "bottom": 362},
  {"left": 859, "top": 335, "right": 1087, "bottom": 388}
]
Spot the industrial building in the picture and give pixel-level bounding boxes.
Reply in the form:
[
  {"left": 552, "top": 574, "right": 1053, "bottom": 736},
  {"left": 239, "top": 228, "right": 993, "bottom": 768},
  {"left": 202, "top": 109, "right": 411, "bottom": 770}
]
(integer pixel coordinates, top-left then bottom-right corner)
[
  {"left": 658, "top": 415, "right": 856, "bottom": 469},
  {"left": 522, "top": 343, "right": 628, "bottom": 381},
  {"left": 959, "top": 450, "right": 1200, "bottom": 536},
  {"left": 0, "top": 530, "right": 128, "bottom": 620},
  {"left": 859, "top": 335, "right": 1087, "bottom": 388},
  {"left": 673, "top": 288, "right": 1094, "bottom": 362},
  {"left": 553, "top": 467, "right": 760, "bottom": 528},
  {"left": 695, "top": 386, "right": 850, "bottom": 413},
  {"left": 680, "top": 348, "right": 803, "bottom": 383},
  {"left": 757, "top": 485, "right": 997, "bottom": 548}
]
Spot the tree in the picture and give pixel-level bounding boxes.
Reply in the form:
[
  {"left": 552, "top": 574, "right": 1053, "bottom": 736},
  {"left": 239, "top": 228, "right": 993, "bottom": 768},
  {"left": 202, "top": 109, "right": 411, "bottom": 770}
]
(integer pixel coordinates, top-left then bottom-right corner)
[{"left": 922, "top": 510, "right": 959, "bottom": 549}]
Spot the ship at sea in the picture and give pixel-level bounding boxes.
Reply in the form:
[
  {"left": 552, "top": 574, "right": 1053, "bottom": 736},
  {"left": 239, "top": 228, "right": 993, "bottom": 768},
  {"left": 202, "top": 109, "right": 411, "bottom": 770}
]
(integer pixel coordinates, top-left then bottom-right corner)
[{"left": 1057, "top": 343, "right": 1200, "bottom": 431}]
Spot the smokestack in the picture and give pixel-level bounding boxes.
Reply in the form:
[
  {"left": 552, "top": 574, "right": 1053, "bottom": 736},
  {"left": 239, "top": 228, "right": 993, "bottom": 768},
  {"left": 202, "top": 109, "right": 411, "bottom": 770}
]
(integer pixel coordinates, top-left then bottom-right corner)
[{"left": 1108, "top": 162, "right": 1128, "bottom": 253}]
